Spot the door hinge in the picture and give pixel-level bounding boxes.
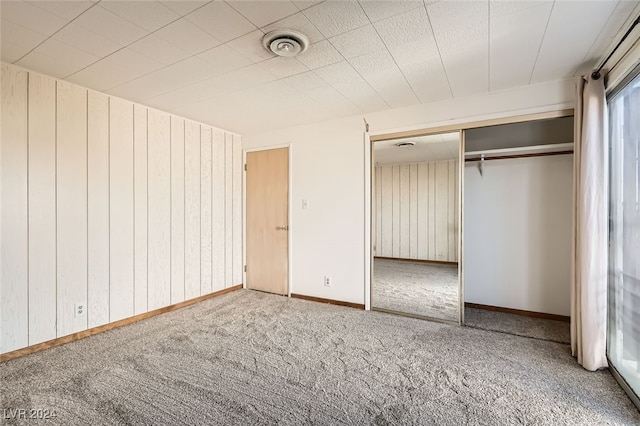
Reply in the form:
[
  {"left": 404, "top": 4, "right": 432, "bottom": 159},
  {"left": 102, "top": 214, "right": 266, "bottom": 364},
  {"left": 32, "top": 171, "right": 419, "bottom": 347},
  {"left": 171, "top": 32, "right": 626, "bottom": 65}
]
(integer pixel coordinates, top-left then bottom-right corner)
[
  {"left": 244, "top": 265, "right": 247, "bottom": 272},
  {"left": 244, "top": 164, "right": 247, "bottom": 171}
]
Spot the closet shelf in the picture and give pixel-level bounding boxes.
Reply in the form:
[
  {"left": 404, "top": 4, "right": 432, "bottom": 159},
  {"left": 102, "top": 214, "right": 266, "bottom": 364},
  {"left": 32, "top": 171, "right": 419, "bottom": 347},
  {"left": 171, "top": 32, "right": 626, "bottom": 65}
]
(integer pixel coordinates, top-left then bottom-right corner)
[{"left": 465, "top": 143, "right": 574, "bottom": 160}]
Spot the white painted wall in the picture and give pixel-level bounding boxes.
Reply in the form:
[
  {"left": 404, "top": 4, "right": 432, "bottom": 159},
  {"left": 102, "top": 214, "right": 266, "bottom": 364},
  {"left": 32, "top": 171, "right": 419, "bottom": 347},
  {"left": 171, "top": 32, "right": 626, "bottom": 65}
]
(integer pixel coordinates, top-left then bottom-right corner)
[
  {"left": 464, "top": 154, "right": 573, "bottom": 316},
  {"left": 242, "top": 78, "right": 575, "bottom": 305},
  {"left": 375, "top": 161, "right": 458, "bottom": 262},
  {"left": 0, "top": 64, "right": 243, "bottom": 354}
]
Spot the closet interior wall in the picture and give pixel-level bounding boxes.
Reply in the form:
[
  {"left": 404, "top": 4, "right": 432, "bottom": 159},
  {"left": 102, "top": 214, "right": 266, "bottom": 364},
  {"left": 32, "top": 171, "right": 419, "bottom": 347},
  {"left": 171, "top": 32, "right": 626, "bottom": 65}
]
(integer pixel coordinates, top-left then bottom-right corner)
[{"left": 462, "top": 118, "right": 574, "bottom": 316}]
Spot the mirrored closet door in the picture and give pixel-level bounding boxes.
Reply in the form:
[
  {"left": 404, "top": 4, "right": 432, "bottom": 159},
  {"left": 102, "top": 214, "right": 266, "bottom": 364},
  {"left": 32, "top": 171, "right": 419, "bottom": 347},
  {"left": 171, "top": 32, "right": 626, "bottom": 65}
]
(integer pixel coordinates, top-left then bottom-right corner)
[{"left": 371, "top": 131, "right": 462, "bottom": 323}]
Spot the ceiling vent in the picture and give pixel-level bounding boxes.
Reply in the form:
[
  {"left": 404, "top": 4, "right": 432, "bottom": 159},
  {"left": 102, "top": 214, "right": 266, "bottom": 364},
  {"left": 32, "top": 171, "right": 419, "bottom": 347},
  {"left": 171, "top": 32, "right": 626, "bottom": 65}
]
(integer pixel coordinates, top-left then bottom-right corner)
[
  {"left": 395, "top": 142, "right": 415, "bottom": 148},
  {"left": 263, "top": 30, "right": 309, "bottom": 57}
]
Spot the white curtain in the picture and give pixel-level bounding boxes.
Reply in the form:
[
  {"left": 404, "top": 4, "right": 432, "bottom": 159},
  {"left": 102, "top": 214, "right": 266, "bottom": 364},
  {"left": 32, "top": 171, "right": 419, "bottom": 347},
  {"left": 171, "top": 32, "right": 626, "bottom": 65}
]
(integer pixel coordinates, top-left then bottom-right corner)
[{"left": 571, "top": 74, "right": 609, "bottom": 371}]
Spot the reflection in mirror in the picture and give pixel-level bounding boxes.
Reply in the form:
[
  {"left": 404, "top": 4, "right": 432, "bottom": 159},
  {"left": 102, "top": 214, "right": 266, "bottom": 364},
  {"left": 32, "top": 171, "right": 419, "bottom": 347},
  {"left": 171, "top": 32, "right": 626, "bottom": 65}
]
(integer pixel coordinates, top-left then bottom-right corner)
[{"left": 371, "top": 131, "right": 460, "bottom": 322}]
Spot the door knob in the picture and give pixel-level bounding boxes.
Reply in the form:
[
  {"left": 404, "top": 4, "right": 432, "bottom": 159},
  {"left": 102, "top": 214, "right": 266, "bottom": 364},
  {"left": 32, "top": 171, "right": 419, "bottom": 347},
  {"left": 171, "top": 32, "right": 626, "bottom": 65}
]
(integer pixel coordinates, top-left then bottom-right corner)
[{"left": 276, "top": 225, "right": 288, "bottom": 231}]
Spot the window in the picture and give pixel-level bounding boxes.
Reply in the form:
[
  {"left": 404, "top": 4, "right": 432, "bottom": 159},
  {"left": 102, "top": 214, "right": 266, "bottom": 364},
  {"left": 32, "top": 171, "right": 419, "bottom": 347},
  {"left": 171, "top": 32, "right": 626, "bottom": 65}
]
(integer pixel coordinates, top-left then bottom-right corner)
[{"left": 608, "top": 66, "right": 640, "bottom": 403}]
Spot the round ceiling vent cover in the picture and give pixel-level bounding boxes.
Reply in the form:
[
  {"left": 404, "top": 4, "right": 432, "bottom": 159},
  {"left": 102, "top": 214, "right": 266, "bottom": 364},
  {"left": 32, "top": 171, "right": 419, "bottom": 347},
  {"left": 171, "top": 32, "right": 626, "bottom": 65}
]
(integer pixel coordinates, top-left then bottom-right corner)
[{"left": 263, "top": 30, "right": 309, "bottom": 57}]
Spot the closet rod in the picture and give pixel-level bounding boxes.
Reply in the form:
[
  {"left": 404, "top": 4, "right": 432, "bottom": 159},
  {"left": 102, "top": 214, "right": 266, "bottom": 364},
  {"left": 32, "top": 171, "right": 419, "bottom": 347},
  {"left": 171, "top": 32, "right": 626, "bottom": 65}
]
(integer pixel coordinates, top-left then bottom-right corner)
[
  {"left": 465, "top": 142, "right": 574, "bottom": 158},
  {"left": 465, "top": 150, "right": 573, "bottom": 163}
]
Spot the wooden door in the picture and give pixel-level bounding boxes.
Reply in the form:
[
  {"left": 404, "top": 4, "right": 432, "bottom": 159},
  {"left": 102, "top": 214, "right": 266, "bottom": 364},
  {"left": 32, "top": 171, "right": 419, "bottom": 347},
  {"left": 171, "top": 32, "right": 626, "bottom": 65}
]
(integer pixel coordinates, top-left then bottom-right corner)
[{"left": 246, "top": 147, "right": 288, "bottom": 295}]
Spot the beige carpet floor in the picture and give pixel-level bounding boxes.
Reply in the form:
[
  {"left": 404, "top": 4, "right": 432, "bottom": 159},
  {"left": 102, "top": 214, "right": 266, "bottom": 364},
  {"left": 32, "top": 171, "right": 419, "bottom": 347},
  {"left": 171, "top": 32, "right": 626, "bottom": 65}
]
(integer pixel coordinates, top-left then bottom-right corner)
[
  {"left": 2, "top": 289, "right": 638, "bottom": 425},
  {"left": 464, "top": 307, "right": 571, "bottom": 344}
]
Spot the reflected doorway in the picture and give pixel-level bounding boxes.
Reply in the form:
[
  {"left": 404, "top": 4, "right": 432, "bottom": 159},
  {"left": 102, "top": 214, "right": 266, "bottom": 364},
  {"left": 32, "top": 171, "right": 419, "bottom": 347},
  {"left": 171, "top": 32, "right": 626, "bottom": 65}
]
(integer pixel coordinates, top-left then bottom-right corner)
[{"left": 371, "top": 131, "right": 462, "bottom": 323}]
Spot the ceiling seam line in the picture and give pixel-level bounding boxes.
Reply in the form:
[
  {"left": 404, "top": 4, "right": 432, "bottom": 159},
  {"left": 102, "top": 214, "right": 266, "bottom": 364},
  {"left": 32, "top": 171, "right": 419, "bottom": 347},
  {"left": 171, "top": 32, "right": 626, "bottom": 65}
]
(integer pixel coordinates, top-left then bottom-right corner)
[
  {"left": 185, "top": 59, "right": 357, "bottom": 118},
  {"left": 115, "top": 53, "right": 286, "bottom": 105},
  {"left": 100, "top": 4, "right": 318, "bottom": 92},
  {"left": 228, "top": 3, "right": 306, "bottom": 34},
  {"left": 166, "top": 68, "right": 311, "bottom": 111},
  {"left": 317, "top": 26, "right": 392, "bottom": 110},
  {"left": 13, "top": 1, "right": 102, "bottom": 65},
  {"left": 63, "top": 19, "right": 190, "bottom": 79},
  {"left": 65, "top": 1, "right": 259, "bottom": 83},
  {"left": 126, "top": 8, "right": 374, "bottom": 107},
  {"left": 92, "top": 24, "right": 273, "bottom": 94},
  {"left": 319, "top": 6, "right": 392, "bottom": 110},
  {"left": 357, "top": 1, "right": 422, "bottom": 105},
  {"left": 264, "top": 0, "right": 436, "bottom": 114},
  {"left": 300, "top": 4, "right": 424, "bottom": 46},
  {"left": 330, "top": 56, "right": 393, "bottom": 110},
  {"left": 423, "top": 1, "right": 453, "bottom": 99},
  {"left": 284, "top": 2, "right": 361, "bottom": 115},
  {"left": 266, "top": 74, "right": 343, "bottom": 122},
  {"left": 358, "top": 2, "right": 425, "bottom": 26},
  {"left": 63, "top": 0, "right": 201, "bottom": 79},
  {"left": 528, "top": 0, "right": 556, "bottom": 85},
  {"left": 295, "top": 0, "right": 327, "bottom": 14},
  {"left": 306, "top": 69, "right": 361, "bottom": 115},
  {"left": 571, "top": 2, "right": 620, "bottom": 77}
]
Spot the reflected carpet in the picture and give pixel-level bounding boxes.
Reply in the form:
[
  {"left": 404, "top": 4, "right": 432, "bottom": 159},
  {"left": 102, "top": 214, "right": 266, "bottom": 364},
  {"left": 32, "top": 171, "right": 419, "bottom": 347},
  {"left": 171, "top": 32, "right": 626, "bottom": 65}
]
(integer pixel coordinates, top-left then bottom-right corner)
[{"left": 372, "top": 258, "right": 458, "bottom": 321}]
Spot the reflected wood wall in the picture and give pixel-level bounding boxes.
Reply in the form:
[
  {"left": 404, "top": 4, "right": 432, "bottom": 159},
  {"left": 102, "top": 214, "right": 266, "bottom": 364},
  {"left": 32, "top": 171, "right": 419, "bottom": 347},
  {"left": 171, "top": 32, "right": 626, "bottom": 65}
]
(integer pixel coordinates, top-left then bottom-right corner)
[{"left": 375, "top": 160, "right": 458, "bottom": 262}]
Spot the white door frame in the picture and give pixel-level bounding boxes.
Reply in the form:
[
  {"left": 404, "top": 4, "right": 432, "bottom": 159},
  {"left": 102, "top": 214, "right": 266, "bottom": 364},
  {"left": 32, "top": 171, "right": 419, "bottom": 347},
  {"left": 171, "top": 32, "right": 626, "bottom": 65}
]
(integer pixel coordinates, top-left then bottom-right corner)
[
  {"left": 243, "top": 144, "right": 293, "bottom": 297},
  {"left": 364, "top": 132, "right": 372, "bottom": 310}
]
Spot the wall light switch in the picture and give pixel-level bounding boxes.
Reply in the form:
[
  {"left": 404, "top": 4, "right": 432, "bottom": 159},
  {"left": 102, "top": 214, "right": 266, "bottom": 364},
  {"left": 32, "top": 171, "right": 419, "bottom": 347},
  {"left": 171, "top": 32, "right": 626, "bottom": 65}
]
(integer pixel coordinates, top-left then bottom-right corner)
[{"left": 302, "top": 199, "right": 309, "bottom": 210}]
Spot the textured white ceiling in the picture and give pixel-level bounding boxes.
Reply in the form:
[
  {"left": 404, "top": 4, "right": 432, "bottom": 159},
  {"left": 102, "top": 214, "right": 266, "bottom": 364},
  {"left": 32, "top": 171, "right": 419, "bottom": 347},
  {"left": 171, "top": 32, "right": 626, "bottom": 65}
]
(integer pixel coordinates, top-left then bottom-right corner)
[
  {"left": 1, "top": 0, "right": 637, "bottom": 134},
  {"left": 374, "top": 132, "right": 459, "bottom": 164}
]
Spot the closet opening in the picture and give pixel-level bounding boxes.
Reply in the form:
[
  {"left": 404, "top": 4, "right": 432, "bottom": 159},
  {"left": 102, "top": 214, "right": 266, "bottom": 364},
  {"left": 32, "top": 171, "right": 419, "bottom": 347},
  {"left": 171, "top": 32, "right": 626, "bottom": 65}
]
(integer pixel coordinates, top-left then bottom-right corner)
[
  {"left": 367, "top": 109, "right": 574, "bottom": 338},
  {"left": 462, "top": 116, "right": 574, "bottom": 342}
]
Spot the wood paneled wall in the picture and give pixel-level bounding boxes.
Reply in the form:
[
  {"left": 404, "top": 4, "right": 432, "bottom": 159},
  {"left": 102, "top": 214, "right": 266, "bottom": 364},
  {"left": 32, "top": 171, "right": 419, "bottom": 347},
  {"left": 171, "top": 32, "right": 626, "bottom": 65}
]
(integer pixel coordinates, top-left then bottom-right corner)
[
  {"left": 374, "top": 160, "right": 458, "bottom": 262},
  {"left": 0, "top": 64, "right": 243, "bottom": 354}
]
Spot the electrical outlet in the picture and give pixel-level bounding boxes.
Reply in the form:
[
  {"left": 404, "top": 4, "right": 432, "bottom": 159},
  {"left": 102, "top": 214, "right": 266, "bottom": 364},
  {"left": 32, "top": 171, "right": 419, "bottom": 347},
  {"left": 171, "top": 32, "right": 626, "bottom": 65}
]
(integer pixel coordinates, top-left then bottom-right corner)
[
  {"left": 74, "top": 303, "right": 85, "bottom": 318},
  {"left": 324, "top": 276, "right": 331, "bottom": 287}
]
